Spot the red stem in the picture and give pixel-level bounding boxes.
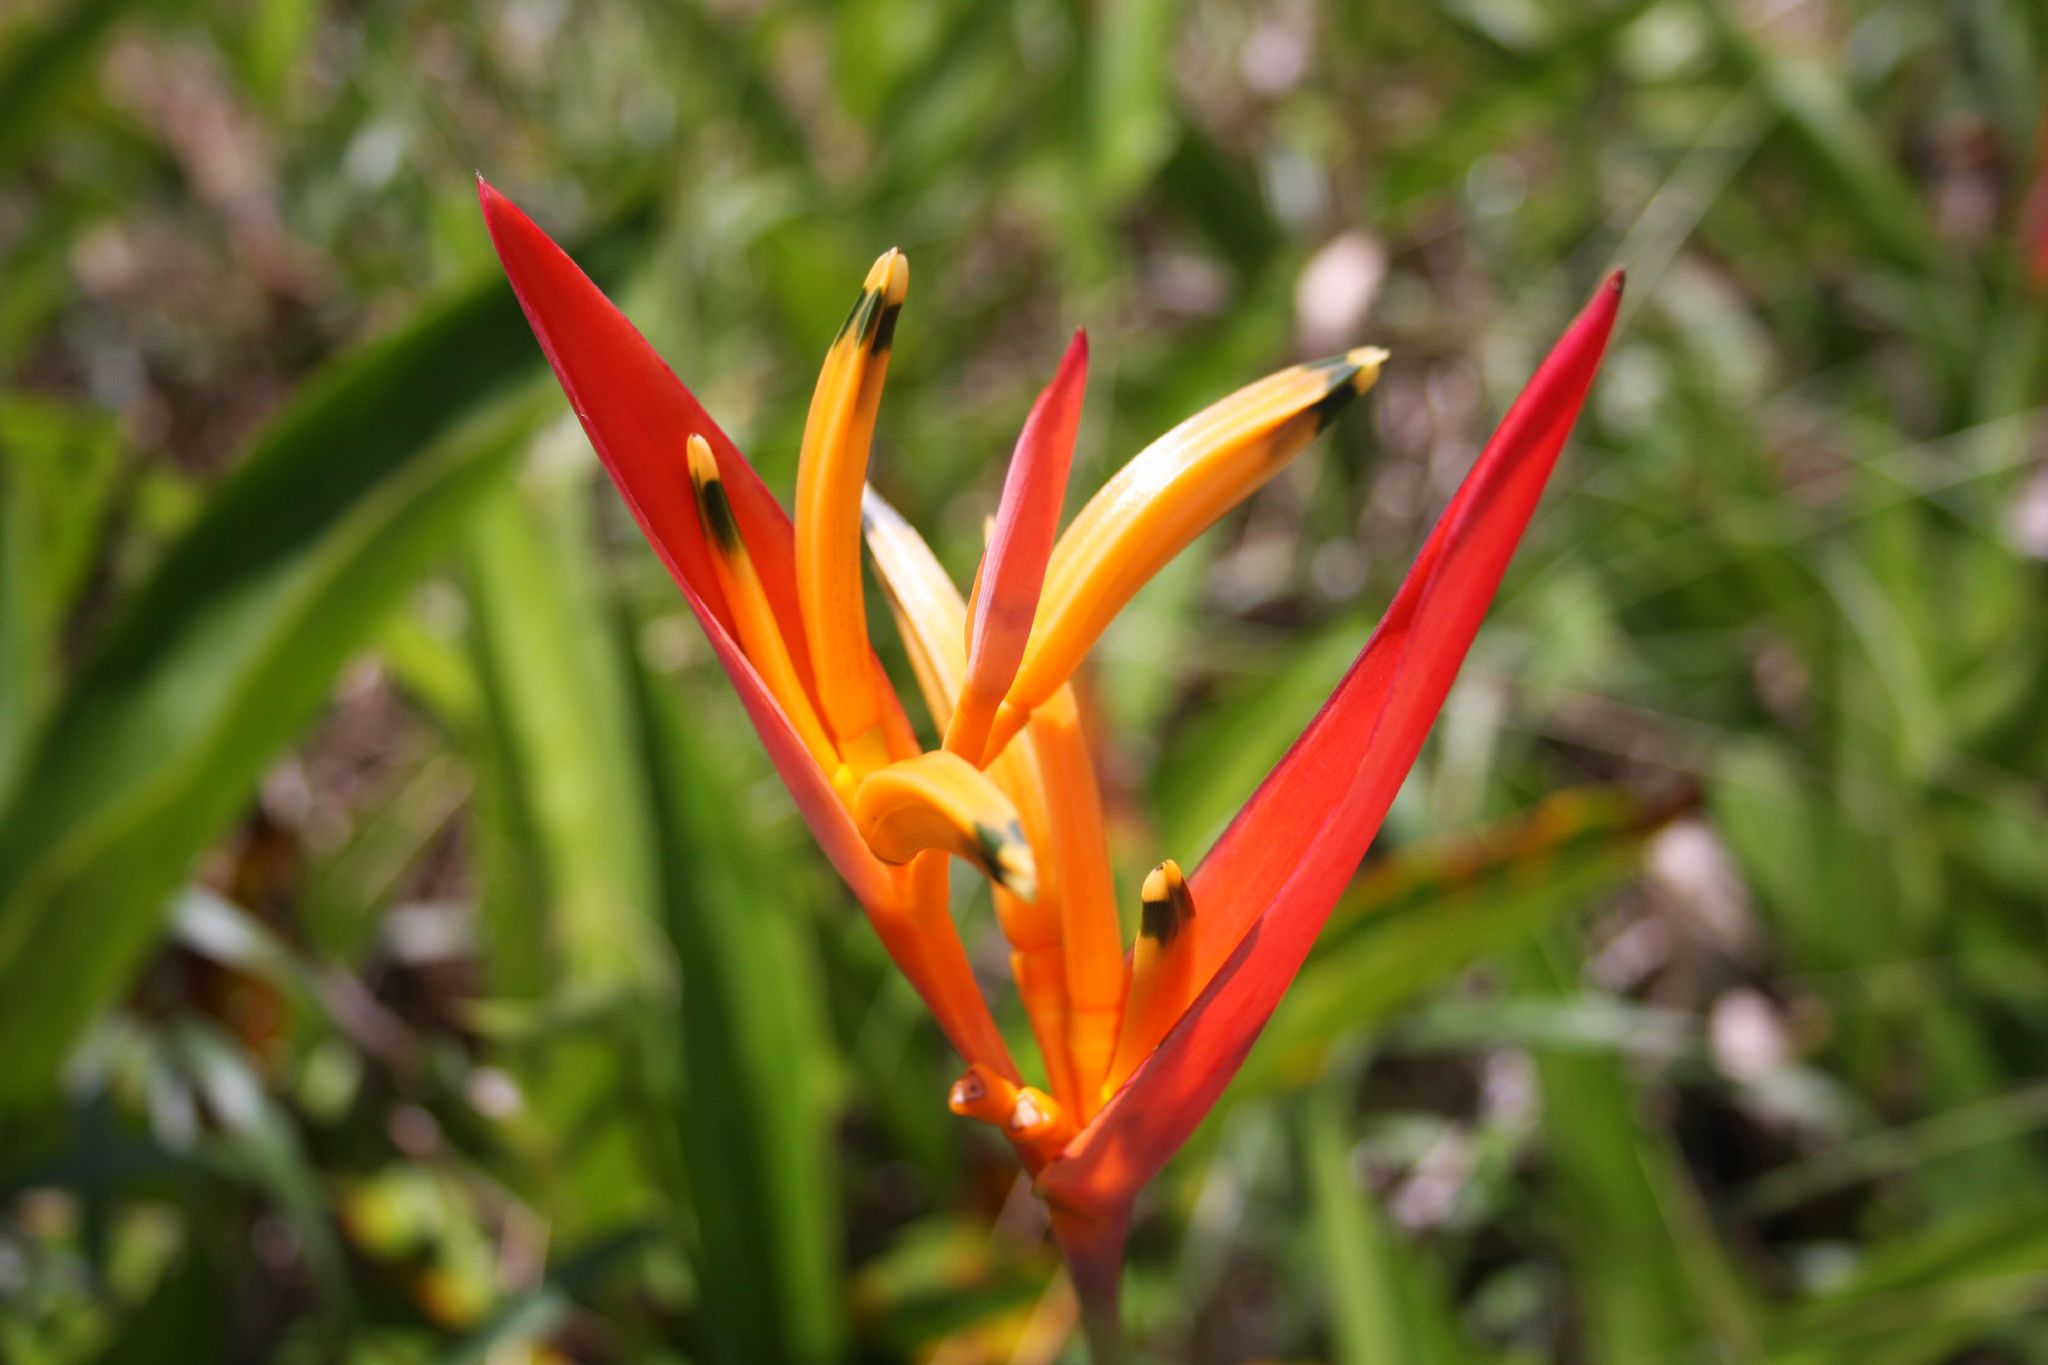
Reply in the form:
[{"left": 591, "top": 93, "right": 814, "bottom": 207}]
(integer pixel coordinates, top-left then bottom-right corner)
[{"left": 1048, "top": 1200, "right": 1132, "bottom": 1364}]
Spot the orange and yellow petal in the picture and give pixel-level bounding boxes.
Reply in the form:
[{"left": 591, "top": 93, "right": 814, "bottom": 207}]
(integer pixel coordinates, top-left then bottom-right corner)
[
  {"left": 987, "top": 347, "right": 1386, "bottom": 754},
  {"left": 795, "top": 250, "right": 909, "bottom": 768},
  {"left": 853, "top": 751, "right": 1038, "bottom": 900}
]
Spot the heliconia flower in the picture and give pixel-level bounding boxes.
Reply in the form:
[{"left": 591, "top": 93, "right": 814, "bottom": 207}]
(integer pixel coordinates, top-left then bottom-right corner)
[{"left": 478, "top": 174, "right": 1621, "bottom": 1359}]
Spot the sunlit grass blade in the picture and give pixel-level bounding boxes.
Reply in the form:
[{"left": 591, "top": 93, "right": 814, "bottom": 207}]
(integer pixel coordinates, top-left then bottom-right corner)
[
  {"left": 1299, "top": 1082, "right": 1475, "bottom": 1365},
  {"left": 0, "top": 395, "right": 121, "bottom": 796},
  {"left": 632, "top": 650, "right": 847, "bottom": 1365},
  {"left": 456, "top": 453, "right": 673, "bottom": 1250},
  {"left": 465, "top": 477, "right": 662, "bottom": 993}
]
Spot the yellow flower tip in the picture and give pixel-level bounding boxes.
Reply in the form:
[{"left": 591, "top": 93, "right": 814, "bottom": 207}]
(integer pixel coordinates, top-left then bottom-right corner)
[
  {"left": 999, "top": 348, "right": 1389, "bottom": 724},
  {"left": 798, "top": 255, "right": 911, "bottom": 746},
  {"left": 1139, "top": 858, "right": 1193, "bottom": 944},
  {"left": 1105, "top": 857, "right": 1201, "bottom": 1094},
  {"left": 853, "top": 751, "right": 1039, "bottom": 897},
  {"left": 947, "top": 1072, "right": 983, "bottom": 1111},
  {"left": 864, "top": 247, "right": 910, "bottom": 308},
  {"left": 947, "top": 1068, "right": 1070, "bottom": 1146},
  {"left": 684, "top": 431, "right": 719, "bottom": 482},
  {"left": 1344, "top": 345, "right": 1390, "bottom": 387},
  {"left": 947, "top": 1062, "right": 1014, "bottom": 1123},
  {"left": 684, "top": 433, "right": 738, "bottom": 551},
  {"left": 1006, "top": 1086, "right": 1064, "bottom": 1140},
  {"left": 833, "top": 252, "right": 907, "bottom": 352},
  {"left": 682, "top": 430, "right": 844, "bottom": 781},
  {"left": 1299, "top": 344, "right": 1390, "bottom": 433}
]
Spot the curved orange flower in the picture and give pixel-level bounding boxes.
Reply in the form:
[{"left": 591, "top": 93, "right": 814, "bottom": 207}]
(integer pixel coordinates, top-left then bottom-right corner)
[{"left": 479, "top": 176, "right": 1621, "bottom": 1356}]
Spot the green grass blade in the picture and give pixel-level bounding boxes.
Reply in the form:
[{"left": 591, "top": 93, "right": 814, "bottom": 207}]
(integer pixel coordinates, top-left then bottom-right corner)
[
  {"left": 631, "top": 659, "right": 847, "bottom": 1365},
  {"left": 0, "top": 210, "right": 648, "bottom": 1110},
  {"left": 1244, "top": 786, "right": 1688, "bottom": 1089},
  {"left": 1766, "top": 1203, "right": 2048, "bottom": 1365},
  {"left": 1521, "top": 941, "right": 1763, "bottom": 1363},
  {"left": 0, "top": 394, "right": 123, "bottom": 796},
  {"left": 463, "top": 475, "right": 661, "bottom": 995},
  {"left": 1299, "top": 1081, "right": 1476, "bottom": 1365},
  {"left": 0, "top": 0, "right": 143, "bottom": 176}
]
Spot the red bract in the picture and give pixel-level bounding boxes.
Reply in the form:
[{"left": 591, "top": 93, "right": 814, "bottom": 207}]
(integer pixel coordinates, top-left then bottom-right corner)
[
  {"left": 949, "top": 329, "right": 1089, "bottom": 764},
  {"left": 1038, "top": 276, "right": 1621, "bottom": 1322},
  {"left": 479, "top": 174, "right": 1621, "bottom": 1358}
]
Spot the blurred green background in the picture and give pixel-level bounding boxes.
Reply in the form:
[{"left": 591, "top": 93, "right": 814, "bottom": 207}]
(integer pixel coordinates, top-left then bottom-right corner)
[{"left": 3, "top": 0, "right": 2046, "bottom": 1360}]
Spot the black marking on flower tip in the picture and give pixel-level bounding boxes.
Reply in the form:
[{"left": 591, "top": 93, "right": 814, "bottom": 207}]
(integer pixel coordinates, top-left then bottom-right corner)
[
  {"left": 974, "top": 819, "right": 1030, "bottom": 888},
  {"left": 1305, "top": 356, "right": 1367, "bottom": 433},
  {"left": 852, "top": 283, "right": 897, "bottom": 347},
  {"left": 1139, "top": 884, "right": 1187, "bottom": 946},
  {"left": 695, "top": 470, "right": 742, "bottom": 552},
  {"left": 838, "top": 288, "right": 880, "bottom": 343},
  {"left": 870, "top": 300, "right": 901, "bottom": 355}
]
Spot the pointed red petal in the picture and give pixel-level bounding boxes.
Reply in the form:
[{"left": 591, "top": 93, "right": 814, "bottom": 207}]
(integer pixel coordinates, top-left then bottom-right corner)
[
  {"left": 477, "top": 177, "right": 896, "bottom": 907},
  {"left": 1038, "top": 273, "right": 1623, "bottom": 1212},
  {"left": 1188, "top": 271, "right": 1623, "bottom": 990},
  {"left": 477, "top": 176, "right": 813, "bottom": 678},
  {"left": 949, "top": 331, "right": 1087, "bottom": 756}
]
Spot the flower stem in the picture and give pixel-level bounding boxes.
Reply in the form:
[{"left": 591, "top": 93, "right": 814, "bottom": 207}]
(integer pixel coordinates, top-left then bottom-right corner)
[{"left": 1049, "top": 1201, "right": 1131, "bottom": 1364}]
